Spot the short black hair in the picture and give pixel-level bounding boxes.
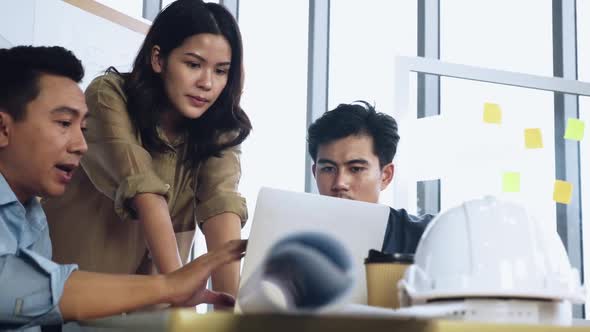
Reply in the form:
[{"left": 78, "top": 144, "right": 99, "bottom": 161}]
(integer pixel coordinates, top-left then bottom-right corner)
[
  {"left": 0, "top": 45, "right": 84, "bottom": 121},
  {"left": 307, "top": 101, "right": 400, "bottom": 168}
]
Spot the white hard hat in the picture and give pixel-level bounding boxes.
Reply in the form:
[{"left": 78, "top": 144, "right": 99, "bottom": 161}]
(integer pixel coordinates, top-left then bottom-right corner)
[{"left": 398, "top": 196, "right": 585, "bottom": 306}]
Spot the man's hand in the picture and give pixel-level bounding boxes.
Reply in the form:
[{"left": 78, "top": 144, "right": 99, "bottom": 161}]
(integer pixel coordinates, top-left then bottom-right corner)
[
  {"left": 59, "top": 239, "right": 246, "bottom": 321},
  {"left": 165, "top": 239, "right": 247, "bottom": 307}
]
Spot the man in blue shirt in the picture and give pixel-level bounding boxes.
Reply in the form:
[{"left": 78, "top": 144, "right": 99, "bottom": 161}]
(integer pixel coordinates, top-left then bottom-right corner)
[
  {"left": 307, "top": 101, "right": 434, "bottom": 255},
  {"left": 0, "top": 46, "right": 246, "bottom": 331}
]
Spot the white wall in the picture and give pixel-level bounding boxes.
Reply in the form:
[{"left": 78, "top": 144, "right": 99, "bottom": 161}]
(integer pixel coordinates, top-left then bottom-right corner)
[
  {"left": 0, "top": 0, "right": 145, "bottom": 89},
  {"left": 94, "top": 0, "right": 143, "bottom": 19},
  {"left": 0, "top": 34, "right": 12, "bottom": 48},
  {"left": 0, "top": 0, "right": 35, "bottom": 47}
]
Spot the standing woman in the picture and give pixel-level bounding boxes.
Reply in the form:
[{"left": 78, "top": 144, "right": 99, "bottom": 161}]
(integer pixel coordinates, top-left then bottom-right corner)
[{"left": 43, "top": 0, "right": 251, "bottom": 298}]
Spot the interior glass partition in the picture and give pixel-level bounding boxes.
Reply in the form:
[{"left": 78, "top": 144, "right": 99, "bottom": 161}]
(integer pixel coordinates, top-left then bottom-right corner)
[
  {"left": 440, "top": 0, "right": 552, "bottom": 76},
  {"left": 394, "top": 57, "right": 590, "bottom": 318},
  {"left": 328, "top": 0, "right": 417, "bottom": 207},
  {"left": 578, "top": 0, "right": 590, "bottom": 316}
]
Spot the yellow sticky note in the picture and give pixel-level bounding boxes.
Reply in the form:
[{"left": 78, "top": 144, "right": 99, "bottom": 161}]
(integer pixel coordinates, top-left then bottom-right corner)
[
  {"left": 553, "top": 180, "right": 573, "bottom": 204},
  {"left": 524, "top": 128, "right": 543, "bottom": 149},
  {"left": 483, "top": 102, "right": 502, "bottom": 124},
  {"left": 564, "top": 118, "right": 585, "bottom": 141},
  {"left": 502, "top": 172, "right": 520, "bottom": 192}
]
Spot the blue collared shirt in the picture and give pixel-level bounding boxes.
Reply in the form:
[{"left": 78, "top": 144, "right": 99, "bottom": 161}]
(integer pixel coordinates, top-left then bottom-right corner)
[{"left": 0, "top": 173, "right": 78, "bottom": 331}]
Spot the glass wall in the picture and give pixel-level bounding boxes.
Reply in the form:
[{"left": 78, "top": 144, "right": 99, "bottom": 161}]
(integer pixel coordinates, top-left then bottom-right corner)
[
  {"left": 440, "top": 0, "right": 552, "bottom": 75},
  {"left": 236, "top": 0, "right": 309, "bottom": 236},
  {"left": 434, "top": 0, "right": 556, "bottom": 226},
  {"left": 403, "top": 79, "right": 556, "bottom": 229},
  {"left": 577, "top": 0, "right": 590, "bottom": 316},
  {"left": 328, "top": 0, "right": 417, "bottom": 208}
]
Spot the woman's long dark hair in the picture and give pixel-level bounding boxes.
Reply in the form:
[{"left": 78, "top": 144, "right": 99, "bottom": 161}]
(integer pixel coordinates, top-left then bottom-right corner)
[{"left": 113, "top": 0, "right": 251, "bottom": 167}]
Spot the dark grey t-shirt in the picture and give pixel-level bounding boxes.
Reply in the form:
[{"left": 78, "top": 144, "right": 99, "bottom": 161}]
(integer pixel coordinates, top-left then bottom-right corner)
[{"left": 381, "top": 208, "right": 435, "bottom": 255}]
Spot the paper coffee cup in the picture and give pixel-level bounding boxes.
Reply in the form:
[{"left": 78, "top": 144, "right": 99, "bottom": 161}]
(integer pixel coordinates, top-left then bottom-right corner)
[{"left": 364, "top": 250, "right": 413, "bottom": 309}]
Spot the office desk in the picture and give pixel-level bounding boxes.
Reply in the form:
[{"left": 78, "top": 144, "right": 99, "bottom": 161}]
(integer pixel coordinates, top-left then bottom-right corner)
[{"left": 75, "top": 309, "right": 590, "bottom": 332}]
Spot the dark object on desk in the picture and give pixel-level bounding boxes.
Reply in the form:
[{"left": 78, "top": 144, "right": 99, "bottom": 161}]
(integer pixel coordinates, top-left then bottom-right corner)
[
  {"left": 381, "top": 208, "right": 434, "bottom": 255},
  {"left": 41, "top": 325, "right": 62, "bottom": 332},
  {"left": 365, "top": 249, "right": 413, "bottom": 264}
]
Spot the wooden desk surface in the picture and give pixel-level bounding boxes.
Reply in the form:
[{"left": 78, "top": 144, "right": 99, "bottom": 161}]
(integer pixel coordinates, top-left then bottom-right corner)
[{"left": 79, "top": 309, "right": 590, "bottom": 332}]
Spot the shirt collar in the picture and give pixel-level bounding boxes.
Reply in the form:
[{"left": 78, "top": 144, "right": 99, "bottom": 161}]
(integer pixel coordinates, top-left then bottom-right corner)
[
  {"left": 0, "top": 171, "right": 47, "bottom": 238},
  {"left": 0, "top": 172, "right": 19, "bottom": 206},
  {"left": 23, "top": 197, "right": 46, "bottom": 233},
  {"left": 156, "top": 126, "right": 186, "bottom": 149}
]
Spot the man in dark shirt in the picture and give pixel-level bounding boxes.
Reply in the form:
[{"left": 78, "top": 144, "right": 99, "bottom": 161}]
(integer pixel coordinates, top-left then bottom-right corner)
[{"left": 307, "top": 101, "right": 434, "bottom": 254}]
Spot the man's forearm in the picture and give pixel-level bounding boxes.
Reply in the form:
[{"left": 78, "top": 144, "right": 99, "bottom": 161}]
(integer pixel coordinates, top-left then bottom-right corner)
[
  {"left": 60, "top": 239, "right": 247, "bottom": 320},
  {"left": 59, "top": 270, "right": 168, "bottom": 321},
  {"left": 202, "top": 213, "right": 242, "bottom": 296}
]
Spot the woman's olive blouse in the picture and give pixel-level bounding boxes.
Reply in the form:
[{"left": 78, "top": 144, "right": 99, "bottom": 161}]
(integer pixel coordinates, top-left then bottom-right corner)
[{"left": 42, "top": 73, "right": 247, "bottom": 274}]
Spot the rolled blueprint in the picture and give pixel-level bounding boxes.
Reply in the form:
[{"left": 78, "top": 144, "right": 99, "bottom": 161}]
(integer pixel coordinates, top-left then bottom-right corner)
[{"left": 238, "top": 232, "right": 355, "bottom": 313}]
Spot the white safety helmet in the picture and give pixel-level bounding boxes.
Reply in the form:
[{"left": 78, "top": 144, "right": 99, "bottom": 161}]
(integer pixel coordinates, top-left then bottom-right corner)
[{"left": 399, "top": 196, "right": 585, "bottom": 306}]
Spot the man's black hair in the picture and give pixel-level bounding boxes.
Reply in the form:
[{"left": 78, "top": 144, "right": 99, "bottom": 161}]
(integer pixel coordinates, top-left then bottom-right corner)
[
  {"left": 0, "top": 45, "right": 84, "bottom": 120},
  {"left": 307, "top": 101, "right": 400, "bottom": 168}
]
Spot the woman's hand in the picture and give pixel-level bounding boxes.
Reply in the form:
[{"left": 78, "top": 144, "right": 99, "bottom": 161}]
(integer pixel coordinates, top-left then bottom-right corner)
[{"left": 165, "top": 239, "right": 247, "bottom": 307}]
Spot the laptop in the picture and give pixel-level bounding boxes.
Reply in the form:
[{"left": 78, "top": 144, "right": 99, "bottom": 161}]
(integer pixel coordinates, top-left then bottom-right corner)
[{"left": 235, "top": 187, "right": 390, "bottom": 311}]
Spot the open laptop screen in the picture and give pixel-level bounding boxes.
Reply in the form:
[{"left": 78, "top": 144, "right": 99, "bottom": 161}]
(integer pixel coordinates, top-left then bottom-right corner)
[{"left": 236, "top": 187, "right": 390, "bottom": 311}]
